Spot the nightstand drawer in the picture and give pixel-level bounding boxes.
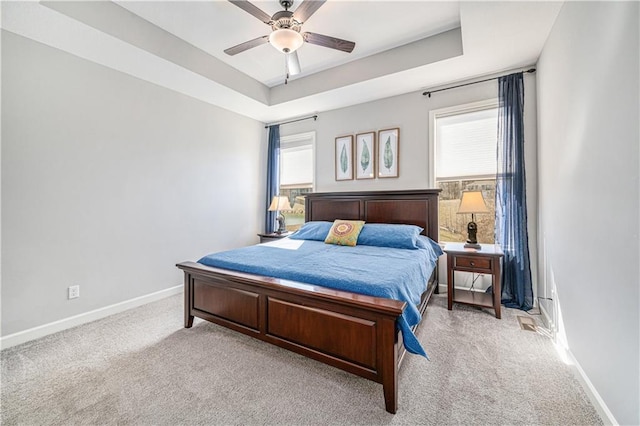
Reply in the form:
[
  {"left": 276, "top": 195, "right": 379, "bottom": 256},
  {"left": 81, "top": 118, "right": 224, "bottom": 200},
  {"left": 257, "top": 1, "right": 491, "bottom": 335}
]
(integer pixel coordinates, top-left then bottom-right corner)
[{"left": 455, "top": 256, "right": 492, "bottom": 271}]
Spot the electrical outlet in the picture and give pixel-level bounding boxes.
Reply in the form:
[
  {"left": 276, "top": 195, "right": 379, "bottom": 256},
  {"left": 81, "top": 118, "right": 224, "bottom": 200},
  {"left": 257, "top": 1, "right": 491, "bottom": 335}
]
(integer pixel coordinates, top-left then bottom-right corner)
[{"left": 68, "top": 285, "right": 80, "bottom": 299}]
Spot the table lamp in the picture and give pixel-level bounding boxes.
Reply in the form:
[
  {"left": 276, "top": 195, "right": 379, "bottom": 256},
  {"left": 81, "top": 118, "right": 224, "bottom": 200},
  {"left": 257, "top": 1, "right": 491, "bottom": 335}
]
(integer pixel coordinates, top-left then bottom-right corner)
[
  {"left": 457, "top": 190, "right": 489, "bottom": 249},
  {"left": 268, "top": 195, "right": 292, "bottom": 234}
]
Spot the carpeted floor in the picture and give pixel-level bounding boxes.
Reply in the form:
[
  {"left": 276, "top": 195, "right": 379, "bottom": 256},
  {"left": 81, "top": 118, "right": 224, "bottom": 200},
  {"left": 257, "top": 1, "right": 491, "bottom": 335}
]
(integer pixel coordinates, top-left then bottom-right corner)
[{"left": 1, "top": 293, "right": 602, "bottom": 425}]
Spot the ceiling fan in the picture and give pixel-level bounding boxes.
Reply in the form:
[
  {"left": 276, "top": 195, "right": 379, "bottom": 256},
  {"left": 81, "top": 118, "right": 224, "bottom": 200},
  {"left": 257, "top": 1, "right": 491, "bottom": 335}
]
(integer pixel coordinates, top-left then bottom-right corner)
[{"left": 224, "top": 0, "right": 356, "bottom": 84}]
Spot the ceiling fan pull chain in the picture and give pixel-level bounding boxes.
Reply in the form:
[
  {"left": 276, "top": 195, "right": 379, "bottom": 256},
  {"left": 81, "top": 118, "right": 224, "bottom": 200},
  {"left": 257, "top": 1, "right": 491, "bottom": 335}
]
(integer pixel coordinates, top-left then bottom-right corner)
[{"left": 285, "top": 54, "right": 290, "bottom": 84}]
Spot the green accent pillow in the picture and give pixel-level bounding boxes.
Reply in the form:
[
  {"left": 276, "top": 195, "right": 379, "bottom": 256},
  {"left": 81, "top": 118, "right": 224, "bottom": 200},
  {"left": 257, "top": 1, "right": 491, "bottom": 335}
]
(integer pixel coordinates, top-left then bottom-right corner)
[{"left": 324, "top": 220, "right": 365, "bottom": 247}]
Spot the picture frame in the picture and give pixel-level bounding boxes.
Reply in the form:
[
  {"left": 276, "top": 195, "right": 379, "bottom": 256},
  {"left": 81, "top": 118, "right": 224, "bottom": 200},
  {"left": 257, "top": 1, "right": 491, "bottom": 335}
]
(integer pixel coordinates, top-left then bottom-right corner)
[
  {"left": 355, "top": 131, "right": 376, "bottom": 180},
  {"left": 377, "top": 128, "right": 400, "bottom": 178},
  {"left": 335, "top": 135, "right": 354, "bottom": 181}
]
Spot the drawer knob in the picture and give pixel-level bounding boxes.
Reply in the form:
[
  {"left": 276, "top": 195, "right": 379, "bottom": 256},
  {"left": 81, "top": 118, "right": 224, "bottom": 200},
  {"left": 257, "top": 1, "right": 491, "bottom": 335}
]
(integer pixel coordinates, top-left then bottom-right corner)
[{"left": 470, "top": 261, "right": 475, "bottom": 266}]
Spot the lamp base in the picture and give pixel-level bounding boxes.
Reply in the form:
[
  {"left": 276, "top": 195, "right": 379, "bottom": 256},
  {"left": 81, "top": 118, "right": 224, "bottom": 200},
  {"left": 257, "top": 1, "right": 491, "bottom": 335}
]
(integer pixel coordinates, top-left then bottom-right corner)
[
  {"left": 465, "top": 220, "right": 479, "bottom": 249},
  {"left": 275, "top": 214, "right": 287, "bottom": 234}
]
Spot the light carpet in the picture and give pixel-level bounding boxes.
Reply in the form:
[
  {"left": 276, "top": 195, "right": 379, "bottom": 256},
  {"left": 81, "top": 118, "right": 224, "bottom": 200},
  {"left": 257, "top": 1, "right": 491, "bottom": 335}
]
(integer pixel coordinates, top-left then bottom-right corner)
[{"left": 1, "top": 293, "right": 602, "bottom": 425}]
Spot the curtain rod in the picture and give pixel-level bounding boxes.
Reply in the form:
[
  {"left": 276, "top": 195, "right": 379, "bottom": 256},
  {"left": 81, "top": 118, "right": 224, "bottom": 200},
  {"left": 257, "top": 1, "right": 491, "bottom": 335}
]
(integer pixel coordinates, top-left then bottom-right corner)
[
  {"left": 422, "top": 68, "right": 536, "bottom": 98},
  {"left": 265, "top": 114, "right": 318, "bottom": 129}
]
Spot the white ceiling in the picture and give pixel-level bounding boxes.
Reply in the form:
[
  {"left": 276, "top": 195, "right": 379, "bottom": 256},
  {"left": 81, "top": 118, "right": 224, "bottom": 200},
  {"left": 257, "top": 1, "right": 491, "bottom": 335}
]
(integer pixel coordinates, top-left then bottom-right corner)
[
  {"left": 116, "top": 0, "right": 462, "bottom": 87},
  {"left": 1, "top": 1, "right": 563, "bottom": 123}
]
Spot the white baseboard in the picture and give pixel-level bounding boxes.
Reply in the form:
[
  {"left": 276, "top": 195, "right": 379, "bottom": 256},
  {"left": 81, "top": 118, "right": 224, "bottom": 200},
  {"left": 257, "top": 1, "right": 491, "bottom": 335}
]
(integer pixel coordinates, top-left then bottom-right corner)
[
  {"left": 538, "top": 303, "right": 616, "bottom": 424},
  {"left": 558, "top": 345, "right": 619, "bottom": 425},
  {"left": 0, "top": 285, "right": 183, "bottom": 350},
  {"left": 539, "top": 302, "right": 554, "bottom": 332}
]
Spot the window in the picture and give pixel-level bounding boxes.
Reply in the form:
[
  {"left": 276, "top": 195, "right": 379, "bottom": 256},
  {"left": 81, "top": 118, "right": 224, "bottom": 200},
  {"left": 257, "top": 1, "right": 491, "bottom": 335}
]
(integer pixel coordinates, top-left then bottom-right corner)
[
  {"left": 279, "top": 132, "right": 315, "bottom": 231},
  {"left": 429, "top": 100, "right": 498, "bottom": 243}
]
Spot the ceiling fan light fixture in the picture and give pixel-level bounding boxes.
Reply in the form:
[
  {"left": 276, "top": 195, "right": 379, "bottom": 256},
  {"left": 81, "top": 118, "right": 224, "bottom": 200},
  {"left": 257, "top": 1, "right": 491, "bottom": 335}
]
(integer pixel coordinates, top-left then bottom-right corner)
[{"left": 269, "top": 29, "right": 304, "bottom": 53}]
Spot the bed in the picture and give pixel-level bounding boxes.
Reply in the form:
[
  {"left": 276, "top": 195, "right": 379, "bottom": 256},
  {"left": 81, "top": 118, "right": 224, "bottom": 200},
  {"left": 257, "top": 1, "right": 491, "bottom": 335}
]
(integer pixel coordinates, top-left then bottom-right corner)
[{"left": 176, "top": 189, "right": 441, "bottom": 413}]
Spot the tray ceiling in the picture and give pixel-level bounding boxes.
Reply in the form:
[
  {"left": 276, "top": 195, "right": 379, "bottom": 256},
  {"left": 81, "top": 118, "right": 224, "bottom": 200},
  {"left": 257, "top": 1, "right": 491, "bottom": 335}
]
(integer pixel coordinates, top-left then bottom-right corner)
[{"left": 2, "top": 1, "right": 563, "bottom": 122}]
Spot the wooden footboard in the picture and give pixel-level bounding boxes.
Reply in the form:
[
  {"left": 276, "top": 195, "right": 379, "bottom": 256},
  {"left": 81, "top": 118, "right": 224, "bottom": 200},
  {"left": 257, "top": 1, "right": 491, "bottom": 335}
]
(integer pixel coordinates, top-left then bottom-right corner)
[{"left": 178, "top": 261, "right": 407, "bottom": 413}]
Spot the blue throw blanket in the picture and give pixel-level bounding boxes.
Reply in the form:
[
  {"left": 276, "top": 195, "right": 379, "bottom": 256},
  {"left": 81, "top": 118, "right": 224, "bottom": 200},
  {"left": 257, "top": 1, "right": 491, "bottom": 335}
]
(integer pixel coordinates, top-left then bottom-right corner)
[{"left": 198, "top": 240, "right": 440, "bottom": 358}]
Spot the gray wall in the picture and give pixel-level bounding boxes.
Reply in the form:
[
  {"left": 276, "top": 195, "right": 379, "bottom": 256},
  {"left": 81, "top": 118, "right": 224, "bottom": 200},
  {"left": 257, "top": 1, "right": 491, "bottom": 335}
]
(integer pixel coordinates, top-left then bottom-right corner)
[
  {"left": 1, "top": 31, "right": 266, "bottom": 336},
  {"left": 536, "top": 2, "right": 639, "bottom": 424},
  {"left": 281, "top": 80, "right": 536, "bottom": 193}
]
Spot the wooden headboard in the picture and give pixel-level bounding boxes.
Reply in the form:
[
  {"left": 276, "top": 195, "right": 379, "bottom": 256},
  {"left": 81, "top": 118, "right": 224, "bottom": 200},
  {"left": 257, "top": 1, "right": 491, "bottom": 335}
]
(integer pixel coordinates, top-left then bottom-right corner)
[{"left": 304, "top": 189, "right": 441, "bottom": 242}]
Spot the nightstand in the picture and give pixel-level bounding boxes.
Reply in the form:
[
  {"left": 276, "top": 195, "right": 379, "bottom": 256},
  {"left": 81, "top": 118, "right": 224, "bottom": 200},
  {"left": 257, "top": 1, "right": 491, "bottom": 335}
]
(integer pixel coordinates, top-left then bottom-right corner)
[
  {"left": 444, "top": 243, "right": 504, "bottom": 319},
  {"left": 257, "top": 232, "right": 291, "bottom": 243}
]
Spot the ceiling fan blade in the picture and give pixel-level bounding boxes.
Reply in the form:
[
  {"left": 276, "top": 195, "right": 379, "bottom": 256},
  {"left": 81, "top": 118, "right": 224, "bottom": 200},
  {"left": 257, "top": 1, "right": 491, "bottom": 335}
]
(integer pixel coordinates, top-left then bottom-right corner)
[
  {"left": 293, "top": 0, "right": 326, "bottom": 23},
  {"left": 228, "top": 0, "right": 272, "bottom": 24},
  {"left": 286, "top": 51, "right": 301, "bottom": 76},
  {"left": 224, "top": 35, "right": 269, "bottom": 56},
  {"left": 303, "top": 32, "right": 355, "bottom": 53}
]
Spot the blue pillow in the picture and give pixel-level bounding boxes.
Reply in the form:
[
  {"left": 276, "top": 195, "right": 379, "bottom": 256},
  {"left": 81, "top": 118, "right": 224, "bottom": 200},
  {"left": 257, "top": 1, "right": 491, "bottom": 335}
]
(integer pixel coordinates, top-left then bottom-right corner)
[
  {"left": 289, "top": 221, "right": 333, "bottom": 241},
  {"left": 416, "top": 235, "right": 444, "bottom": 257},
  {"left": 356, "top": 223, "right": 424, "bottom": 249}
]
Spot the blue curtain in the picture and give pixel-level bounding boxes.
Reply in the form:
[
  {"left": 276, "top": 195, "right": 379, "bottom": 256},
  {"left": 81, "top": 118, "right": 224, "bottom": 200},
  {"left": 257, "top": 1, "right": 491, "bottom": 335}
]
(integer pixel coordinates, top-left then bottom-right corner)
[
  {"left": 496, "top": 72, "right": 533, "bottom": 311},
  {"left": 265, "top": 125, "right": 280, "bottom": 234}
]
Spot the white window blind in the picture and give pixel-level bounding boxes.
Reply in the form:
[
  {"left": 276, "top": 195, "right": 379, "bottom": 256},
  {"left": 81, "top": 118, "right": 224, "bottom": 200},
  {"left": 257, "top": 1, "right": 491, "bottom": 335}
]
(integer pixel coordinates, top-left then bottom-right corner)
[
  {"left": 435, "top": 107, "right": 498, "bottom": 179},
  {"left": 280, "top": 140, "right": 313, "bottom": 187}
]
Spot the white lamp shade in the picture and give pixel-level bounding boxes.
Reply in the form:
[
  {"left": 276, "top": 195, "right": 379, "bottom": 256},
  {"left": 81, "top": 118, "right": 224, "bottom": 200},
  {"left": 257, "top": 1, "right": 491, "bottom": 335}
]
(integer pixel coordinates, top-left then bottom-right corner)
[
  {"left": 269, "top": 29, "right": 304, "bottom": 53},
  {"left": 269, "top": 196, "right": 292, "bottom": 211},
  {"left": 457, "top": 191, "right": 489, "bottom": 214}
]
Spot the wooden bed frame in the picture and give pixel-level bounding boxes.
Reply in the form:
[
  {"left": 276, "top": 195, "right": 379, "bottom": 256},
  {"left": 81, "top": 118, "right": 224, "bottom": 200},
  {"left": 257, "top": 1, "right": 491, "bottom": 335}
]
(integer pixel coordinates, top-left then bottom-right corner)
[{"left": 176, "top": 189, "right": 440, "bottom": 413}]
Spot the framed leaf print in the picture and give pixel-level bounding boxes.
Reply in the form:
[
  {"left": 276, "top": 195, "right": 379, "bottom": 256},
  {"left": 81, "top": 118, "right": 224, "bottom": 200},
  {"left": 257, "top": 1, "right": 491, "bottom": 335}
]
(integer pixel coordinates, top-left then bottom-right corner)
[
  {"left": 355, "top": 131, "right": 375, "bottom": 180},
  {"left": 335, "top": 135, "right": 354, "bottom": 181},
  {"left": 377, "top": 128, "right": 399, "bottom": 178}
]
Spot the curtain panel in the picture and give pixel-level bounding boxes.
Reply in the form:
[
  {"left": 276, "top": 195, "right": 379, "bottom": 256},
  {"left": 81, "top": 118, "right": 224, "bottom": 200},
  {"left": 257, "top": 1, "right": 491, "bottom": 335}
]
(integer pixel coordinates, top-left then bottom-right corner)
[
  {"left": 496, "top": 73, "right": 534, "bottom": 310},
  {"left": 265, "top": 125, "right": 280, "bottom": 234}
]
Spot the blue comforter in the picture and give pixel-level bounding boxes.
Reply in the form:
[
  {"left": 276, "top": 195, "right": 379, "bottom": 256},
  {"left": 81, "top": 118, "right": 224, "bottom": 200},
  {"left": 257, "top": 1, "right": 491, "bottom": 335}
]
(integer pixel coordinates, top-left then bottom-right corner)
[{"left": 198, "top": 239, "right": 440, "bottom": 358}]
